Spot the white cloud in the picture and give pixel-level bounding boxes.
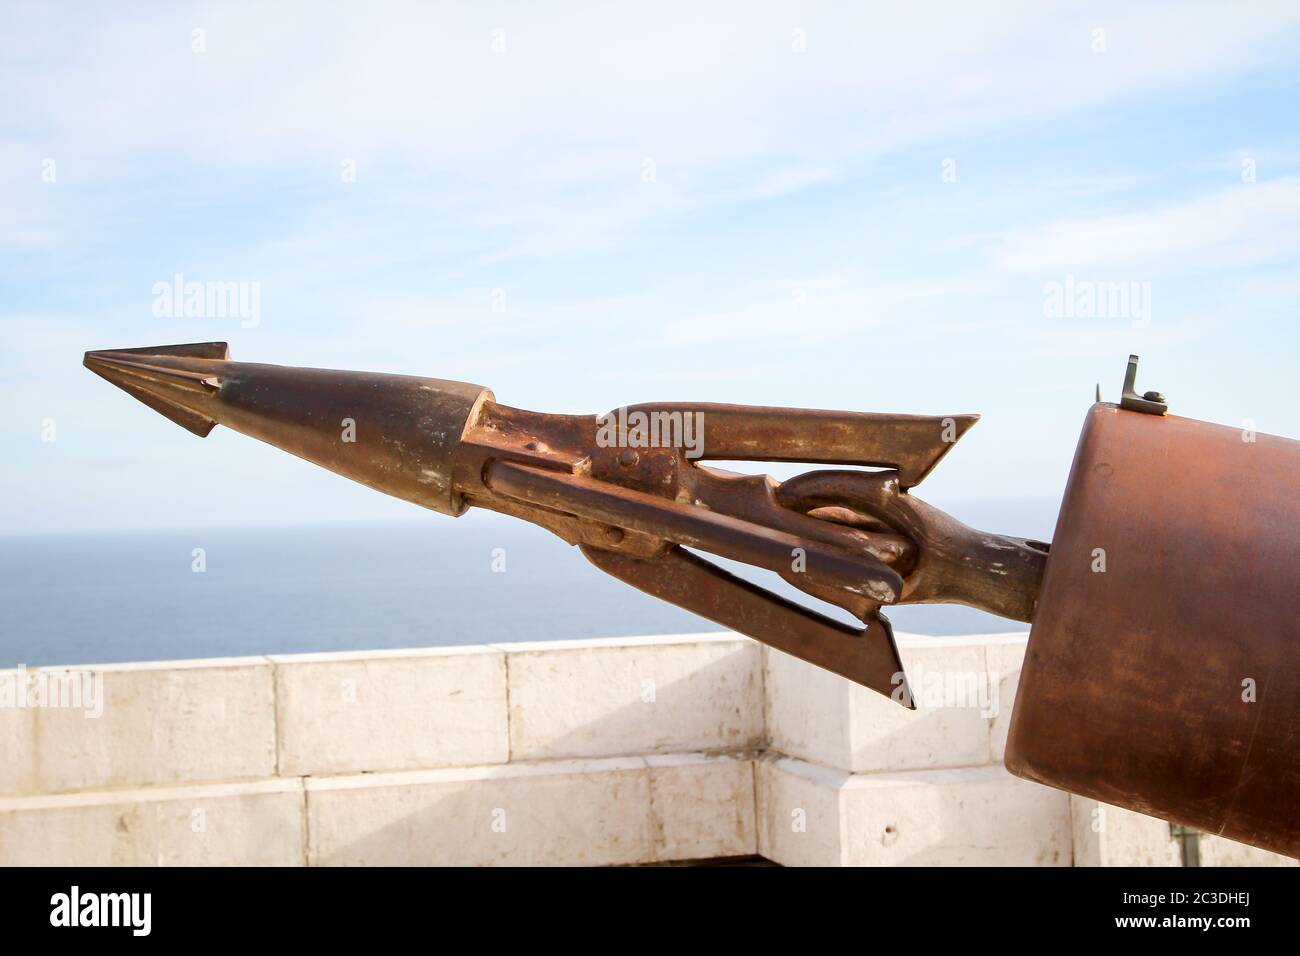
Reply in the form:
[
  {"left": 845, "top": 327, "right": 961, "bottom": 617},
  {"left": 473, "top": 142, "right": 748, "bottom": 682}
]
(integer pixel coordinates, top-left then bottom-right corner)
[
  {"left": 993, "top": 175, "right": 1300, "bottom": 273},
  {"left": 3, "top": 1, "right": 1299, "bottom": 282},
  {"left": 7, "top": 2, "right": 1300, "bottom": 187}
]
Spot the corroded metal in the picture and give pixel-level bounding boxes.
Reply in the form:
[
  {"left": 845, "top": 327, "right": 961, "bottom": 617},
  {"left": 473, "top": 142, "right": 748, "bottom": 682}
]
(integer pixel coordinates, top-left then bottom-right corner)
[
  {"left": 85, "top": 342, "right": 1047, "bottom": 704},
  {"left": 1005, "top": 403, "right": 1300, "bottom": 858},
  {"left": 85, "top": 344, "right": 1300, "bottom": 858},
  {"left": 84, "top": 343, "right": 490, "bottom": 516}
]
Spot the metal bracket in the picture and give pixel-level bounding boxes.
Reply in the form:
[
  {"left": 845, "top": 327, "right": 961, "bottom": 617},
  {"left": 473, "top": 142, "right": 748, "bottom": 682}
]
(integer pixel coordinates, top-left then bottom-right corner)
[
  {"left": 1170, "top": 822, "right": 1201, "bottom": 867},
  {"left": 1119, "top": 354, "right": 1168, "bottom": 415}
]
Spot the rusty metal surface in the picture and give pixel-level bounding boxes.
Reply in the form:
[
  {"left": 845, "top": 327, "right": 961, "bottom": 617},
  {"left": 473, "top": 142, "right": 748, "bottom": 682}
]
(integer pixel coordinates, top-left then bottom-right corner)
[
  {"left": 80, "top": 343, "right": 1300, "bottom": 847},
  {"left": 616, "top": 403, "right": 979, "bottom": 487},
  {"left": 86, "top": 344, "right": 491, "bottom": 515},
  {"left": 583, "top": 545, "right": 910, "bottom": 701},
  {"left": 775, "top": 470, "right": 1047, "bottom": 621},
  {"left": 1005, "top": 403, "right": 1300, "bottom": 858},
  {"left": 84, "top": 342, "right": 1047, "bottom": 704}
]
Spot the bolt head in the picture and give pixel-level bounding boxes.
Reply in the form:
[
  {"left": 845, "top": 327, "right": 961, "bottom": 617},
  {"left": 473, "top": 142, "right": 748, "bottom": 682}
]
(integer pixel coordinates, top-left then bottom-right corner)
[{"left": 1143, "top": 390, "right": 1166, "bottom": 404}]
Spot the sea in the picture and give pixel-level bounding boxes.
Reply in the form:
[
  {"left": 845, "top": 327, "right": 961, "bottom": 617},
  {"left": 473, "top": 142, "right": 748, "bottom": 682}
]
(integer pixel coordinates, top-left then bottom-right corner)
[{"left": 0, "top": 498, "right": 1058, "bottom": 668}]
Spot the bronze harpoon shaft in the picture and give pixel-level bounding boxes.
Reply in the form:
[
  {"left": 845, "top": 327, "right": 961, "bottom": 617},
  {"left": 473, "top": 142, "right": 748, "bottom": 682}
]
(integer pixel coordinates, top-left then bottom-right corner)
[{"left": 84, "top": 342, "right": 1048, "bottom": 706}]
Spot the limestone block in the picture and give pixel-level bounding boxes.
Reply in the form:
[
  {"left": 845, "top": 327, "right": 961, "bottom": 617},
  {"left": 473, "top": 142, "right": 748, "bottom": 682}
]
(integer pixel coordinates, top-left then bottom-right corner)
[
  {"left": 307, "top": 751, "right": 759, "bottom": 866},
  {"left": 0, "top": 779, "right": 304, "bottom": 866},
  {"left": 766, "top": 634, "right": 1004, "bottom": 773},
  {"left": 0, "top": 669, "right": 36, "bottom": 794},
  {"left": 756, "top": 755, "right": 849, "bottom": 867},
  {"left": 307, "top": 756, "right": 652, "bottom": 866},
  {"left": 839, "top": 765, "right": 1070, "bottom": 866},
  {"left": 648, "top": 753, "right": 756, "bottom": 862},
  {"left": 758, "top": 755, "right": 1070, "bottom": 866},
  {"left": 499, "top": 633, "right": 762, "bottom": 761},
  {"left": 761, "top": 649, "right": 853, "bottom": 771},
  {"left": 272, "top": 645, "right": 508, "bottom": 776},
  {"left": 33, "top": 657, "right": 276, "bottom": 793}
]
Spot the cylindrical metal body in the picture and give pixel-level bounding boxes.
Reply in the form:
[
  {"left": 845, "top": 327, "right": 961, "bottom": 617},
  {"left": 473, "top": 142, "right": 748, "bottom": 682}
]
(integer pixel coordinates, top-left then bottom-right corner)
[
  {"left": 215, "top": 363, "right": 492, "bottom": 516},
  {"left": 1006, "top": 403, "right": 1300, "bottom": 857}
]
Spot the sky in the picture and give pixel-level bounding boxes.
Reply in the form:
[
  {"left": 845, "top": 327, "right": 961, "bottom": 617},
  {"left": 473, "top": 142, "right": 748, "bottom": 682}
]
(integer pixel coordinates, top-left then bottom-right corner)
[{"left": 3, "top": 1, "right": 1299, "bottom": 535}]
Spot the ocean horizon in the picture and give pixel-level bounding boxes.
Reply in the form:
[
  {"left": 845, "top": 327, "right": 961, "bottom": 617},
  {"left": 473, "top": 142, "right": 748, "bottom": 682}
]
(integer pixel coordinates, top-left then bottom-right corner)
[{"left": 0, "top": 497, "right": 1058, "bottom": 668}]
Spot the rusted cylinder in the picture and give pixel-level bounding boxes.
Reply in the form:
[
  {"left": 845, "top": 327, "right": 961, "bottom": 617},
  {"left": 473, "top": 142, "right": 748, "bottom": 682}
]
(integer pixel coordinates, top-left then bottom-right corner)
[{"left": 1005, "top": 403, "right": 1300, "bottom": 858}]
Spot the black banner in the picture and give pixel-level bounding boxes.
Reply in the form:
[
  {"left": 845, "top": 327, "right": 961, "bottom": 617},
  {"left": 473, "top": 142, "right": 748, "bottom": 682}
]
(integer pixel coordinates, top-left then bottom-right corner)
[{"left": 0, "top": 865, "right": 1285, "bottom": 942}]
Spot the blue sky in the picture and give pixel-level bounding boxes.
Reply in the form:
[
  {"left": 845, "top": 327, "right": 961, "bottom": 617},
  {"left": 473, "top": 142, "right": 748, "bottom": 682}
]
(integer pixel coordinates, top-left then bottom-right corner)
[{"left": 3, "top": 1, "right": 1299, "bottom": 534}]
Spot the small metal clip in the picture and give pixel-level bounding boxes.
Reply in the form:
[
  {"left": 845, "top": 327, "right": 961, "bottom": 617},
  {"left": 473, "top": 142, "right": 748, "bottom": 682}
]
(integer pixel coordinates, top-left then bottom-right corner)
[{"left": 1119, "top": 354, "right": 1168, "bottom": 415}]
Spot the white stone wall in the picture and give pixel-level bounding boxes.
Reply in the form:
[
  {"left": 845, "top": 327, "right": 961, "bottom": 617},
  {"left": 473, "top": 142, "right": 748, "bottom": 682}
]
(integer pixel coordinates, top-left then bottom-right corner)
[{"left": 1, "top": 632, "right": 1293, "bottom": 866}]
